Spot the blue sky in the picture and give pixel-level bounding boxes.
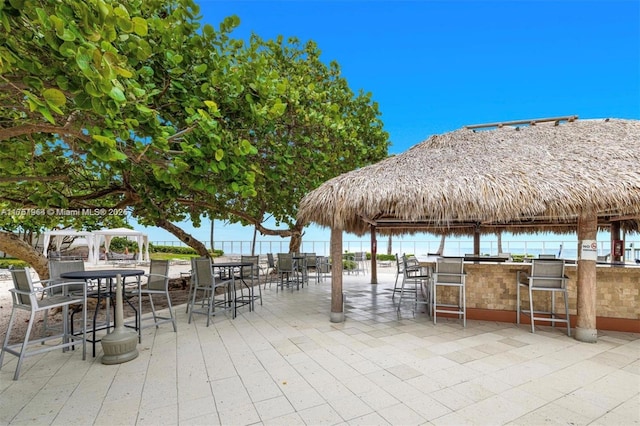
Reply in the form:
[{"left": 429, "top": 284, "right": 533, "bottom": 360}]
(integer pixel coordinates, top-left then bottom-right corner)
[{"left": 136, "top": 0, "right": 640, "bottom": 246}]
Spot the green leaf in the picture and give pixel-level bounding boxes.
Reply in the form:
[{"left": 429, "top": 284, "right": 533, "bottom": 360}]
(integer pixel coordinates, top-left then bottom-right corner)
[
  {"left": 75, "top": 51, "right": 91, "bottom": 73},
  {"left": 43, "top": 88, "right": 66, "bottom": 107},
  {"left": 59, "top": 41, "right": 76, "bottom": 57},
  {"left": 84, "top": 81, "right": 100, "bottom": 97},
  {"left": 269, "top": 100, "right": 287, "bottom": 117},
  {"left": 132, "top": 17, "right": 148, "bottom": 36},
  {"left": 37, "top": 106, "right": 55, "bottom": 124},
  {"left": 55, "top": 75, "right": 69, "bottom": 90},
  {"left": 135, "top": 104, "right": 154, "bottom": 115},
  {"left": 60, "top": 28, "right": 76, "bottom": 41},
  {"left": 215, "top": 149, "right": 224, "bottom": 161},
  {"left": 108, "top": 86, "right": 126, "bottom": 103},
  {"left": 115, "top": 66, "right": 133, "bottom": 78},
  {"left": 23, "top": 76, "right": 44, "bottom": 90},
  {"left": 74, "top": 92, "right": 92, "bottom": 110}
]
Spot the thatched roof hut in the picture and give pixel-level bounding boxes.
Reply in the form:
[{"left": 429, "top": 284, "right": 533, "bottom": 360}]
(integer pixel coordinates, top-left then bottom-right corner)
[
  {"left": 297, "top": 117, "right": 640, "bottom": 342},
  {"left": 299, "top": 117, "right": 640, "bottom": 235}
]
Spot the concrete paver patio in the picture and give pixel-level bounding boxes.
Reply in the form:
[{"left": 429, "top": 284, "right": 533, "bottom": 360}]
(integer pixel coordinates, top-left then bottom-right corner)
[{"left": 1, "top": 267, "right": 638, "bottom": 425}]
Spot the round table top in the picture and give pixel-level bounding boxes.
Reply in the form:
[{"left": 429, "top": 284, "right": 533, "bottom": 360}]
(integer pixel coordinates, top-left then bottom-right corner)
[
  {"left": 212, "top": 262, "right": 253, "bottom": 268},
  {"left": 60, "top": 269, "right": 145, "bottom": 280}
]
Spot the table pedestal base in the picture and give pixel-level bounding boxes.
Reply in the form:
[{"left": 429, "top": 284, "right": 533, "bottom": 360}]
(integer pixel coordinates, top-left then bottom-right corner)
[
  {"left": 101, "top": 273, "right": 138, "bottom": 364},
  {"left": 101, "top": 328, "right": 138, "bottom": 364}
]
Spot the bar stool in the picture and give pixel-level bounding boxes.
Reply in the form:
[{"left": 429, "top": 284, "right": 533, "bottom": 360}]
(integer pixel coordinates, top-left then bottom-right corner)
[
  {"left": 431, "top": 257, "right": 466, "bottom": 327},
  {"left": 517, "top": 259, "right": 570, "bottom": 336},
  {"left": 396, "top": 254, "right": 430, "bottom": 315}
]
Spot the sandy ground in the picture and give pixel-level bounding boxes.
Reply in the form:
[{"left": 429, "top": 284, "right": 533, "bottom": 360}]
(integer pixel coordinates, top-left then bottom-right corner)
[{"left": 0, "top": 260, "right": 200, "bottom": 345}]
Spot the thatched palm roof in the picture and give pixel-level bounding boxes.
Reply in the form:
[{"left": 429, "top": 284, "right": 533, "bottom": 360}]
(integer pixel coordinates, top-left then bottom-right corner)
[{"left": 298, "top": 118, "right": 640, "bottom": 236}]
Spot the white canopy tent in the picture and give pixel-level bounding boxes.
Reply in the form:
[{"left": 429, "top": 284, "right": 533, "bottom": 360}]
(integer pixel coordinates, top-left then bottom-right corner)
[
  {"left": 92, "top": 227, "right": 150, "bottom": 265},
  {"left": 43, "top": 229, "right": 97, "bottom": 264}
]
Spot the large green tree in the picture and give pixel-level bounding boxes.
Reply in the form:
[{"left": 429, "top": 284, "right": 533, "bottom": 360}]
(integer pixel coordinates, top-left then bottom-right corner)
[{"left": 1, "top": 0, "right": 389, "bottom": 267}]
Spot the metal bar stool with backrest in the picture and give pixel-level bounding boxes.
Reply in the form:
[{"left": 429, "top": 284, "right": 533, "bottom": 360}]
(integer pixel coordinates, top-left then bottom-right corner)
[
  {"left": 238, "top": 255, "right": 262, "bottom": 309},
  {"left": 264, "top": 253, "right": 277, "bottom": 289},
  {"left": 303, "top": 253, "right": 317, "bottom": 285},
  {"left": 49, "top": 260, "right": 115, "bottom": 354},
  {"left": 44, "top": 260, "right": 91, "bottom": 334},
  {"left": 276, "top": 253, "right": 299, "bottom": 291},
  {"left": 188, "top": 258, "right": 235, "bottom": 326},
  {"left": 396, "top": 254, "right": 430, "bottom": 315},
  {"left": 126, "top": 259, "right": 177, "bottom": 340},
  {"left": 538, "top": 254, "right": 557, "bottom": 260},
  {"left": 391, "top": 253, "right": 406, "bottom": 300},
  {"left": 185, "top": 256, "right": 208, "bottom": 314},
  {"left": 1, "top": 268, "right": 87, "bottom": 380},
  {"left": 431, "top": 257, "right": 466, "bottom": 327},
  {"left": 353, "top": 252, "right": 368, "bottom": 275},
  {"left": 315, "top": 256, "right": 331, "bottom": 283},
  {"left": 517, "top": 259, "right": 570, "bottom": 336}
]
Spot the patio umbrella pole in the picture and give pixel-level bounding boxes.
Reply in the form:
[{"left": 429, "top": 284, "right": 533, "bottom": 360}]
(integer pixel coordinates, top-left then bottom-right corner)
[{"left": 101, "top": 273, "right": 139, "bottom": 364}]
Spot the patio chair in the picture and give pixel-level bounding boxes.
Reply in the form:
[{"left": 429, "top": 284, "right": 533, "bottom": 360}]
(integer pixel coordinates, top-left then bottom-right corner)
[
  {"left": 396, "top": 254, "right": 430, "bottom": 315},
  {"left": 391, "top": 253, "right": 405, "bottom": 300},
  {"left": 126, "top": 259, "right": 177, "bottom": 340},
  {"left": 44, "top": 260, "right": 90, "bottom": 333},
  {"left": 276, "top": 253, "right": 300, "bottom": 291},
  {"left": 264, "top": 253, "right": 277, "bottom": 289},
  {"left": 185, "top": 256, "right": 208, "bottom": 314},
  {"left": 188, "top": 258, "right": 234, "bottom": 326},
  {"left": 498, "top": 252, "right": 513, "bottom": 262},
  {"left": 353, "top": 252, "right": 368, "bottom": 275},
  {"left": 431, "top": 257, "right": 466, "bottom": 327},
  {"left": 517, "top": 259, "right": 570, "bottom": 336},
  {"left": 315, "top": 256, "right": 331, "bottom": 283},
  {"left": 237, "top": 255, "right": 262, "bottom": 309},
  {"left": 302, "top": 253, "right": 317, "bottom": 284},
  {"left": 1, "top": 268, "right": 87, "bottom": 380}
]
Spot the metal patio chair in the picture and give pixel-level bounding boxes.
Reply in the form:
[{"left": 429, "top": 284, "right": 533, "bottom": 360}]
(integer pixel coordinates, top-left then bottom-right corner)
[{"left": 1, "top": 268, "right": 87, "bottom": 380}]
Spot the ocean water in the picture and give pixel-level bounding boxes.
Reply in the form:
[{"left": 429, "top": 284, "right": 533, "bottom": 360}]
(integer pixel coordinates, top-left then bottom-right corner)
[{"left": 136, "top": 219, "right": 640, "bottom": 260}]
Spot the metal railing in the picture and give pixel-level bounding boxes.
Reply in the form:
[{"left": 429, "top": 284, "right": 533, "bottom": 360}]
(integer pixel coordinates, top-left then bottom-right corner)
[{"left": 150, "top": 239, "right": 640, "bottom": 261}]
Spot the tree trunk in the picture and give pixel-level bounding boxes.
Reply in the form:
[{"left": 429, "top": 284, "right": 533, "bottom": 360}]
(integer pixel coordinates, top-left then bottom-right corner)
[
  {"left": 0, "top": 231, "right": 49, "bottom": 280},
  {"left": 209, "top": 219, "right": 215, "bottom": 252},
  {"left": 155, "top": 219, "right": 211, "bottom": 258},
  {"left": 497, "top": 232, "right": 503, "bottom": 254},
  {"left": 251, "top": 226, "right": 257, "bottom": 256},
  {"left": 387, "top": 234, "right": 392, "bottom": 255},
  {"left": 288, "top": 222, "right": 304, "bottom": 253}
]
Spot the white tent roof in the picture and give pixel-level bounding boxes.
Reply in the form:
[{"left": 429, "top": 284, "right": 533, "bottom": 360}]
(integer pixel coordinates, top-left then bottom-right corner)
[
  {"left": 92, "top": 227, "right": 149, "bottom": 264},
  {"left": 43, "top": 229, "right": 96, "bottom": 263}
]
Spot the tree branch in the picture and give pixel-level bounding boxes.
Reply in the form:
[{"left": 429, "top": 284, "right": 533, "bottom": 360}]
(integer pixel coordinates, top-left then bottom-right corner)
[{"left": 0, "top": 123, "right": 92, "bottom": 143}]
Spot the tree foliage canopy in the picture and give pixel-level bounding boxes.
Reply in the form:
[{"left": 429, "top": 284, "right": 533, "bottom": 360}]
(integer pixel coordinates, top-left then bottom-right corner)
[{"left": 0, "top": 0, "right": 389, "bottom": 264}]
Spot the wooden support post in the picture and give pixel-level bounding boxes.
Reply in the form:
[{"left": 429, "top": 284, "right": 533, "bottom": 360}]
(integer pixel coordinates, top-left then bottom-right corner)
[
  {"left": 611, "top": 221, "right": 621, "bottom": 262},
  {"left": 473, "top": 227, "right": 481, "bottom": 255},
  {"left": 330, "top": 227, "right": 344, "bottom": 323},
  {"left": 371, "top": 227, "right": 378, "bottom": 285},
  {"left": 575, "top": 211, "right": 598, "bottom": 343}
]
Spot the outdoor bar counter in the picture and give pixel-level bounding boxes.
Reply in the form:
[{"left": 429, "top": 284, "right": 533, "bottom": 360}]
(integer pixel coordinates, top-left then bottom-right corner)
[{"left": 421, "top": 259, "right": 640, "bottom": 333}]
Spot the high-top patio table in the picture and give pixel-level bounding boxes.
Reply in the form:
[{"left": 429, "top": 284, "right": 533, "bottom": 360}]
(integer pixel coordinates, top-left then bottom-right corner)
[
  {"left": 212, "top": 262, "right": 255, "bottom": 316},
  {"left": 60, "top": 269, "right": 144, "bottom": 357}
]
